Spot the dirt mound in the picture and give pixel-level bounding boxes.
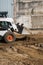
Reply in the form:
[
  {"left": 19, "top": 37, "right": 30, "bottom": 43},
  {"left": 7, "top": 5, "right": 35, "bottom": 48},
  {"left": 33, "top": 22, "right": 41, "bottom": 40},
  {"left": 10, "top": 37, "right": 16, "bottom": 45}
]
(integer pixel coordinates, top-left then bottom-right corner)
[
  {"left": 0, "top": 40, "right": 43, "bottom": 65},
  {"left": 0, "top": 34, "right": 43, "bottom": 65}
]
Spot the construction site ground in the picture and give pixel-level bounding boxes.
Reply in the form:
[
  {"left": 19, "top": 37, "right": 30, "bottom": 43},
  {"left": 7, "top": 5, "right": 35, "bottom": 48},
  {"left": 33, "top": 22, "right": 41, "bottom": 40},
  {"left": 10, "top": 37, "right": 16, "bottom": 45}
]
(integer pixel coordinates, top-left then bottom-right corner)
[{"left": 0, "top": 34, "right": 43, "bottom": 65}]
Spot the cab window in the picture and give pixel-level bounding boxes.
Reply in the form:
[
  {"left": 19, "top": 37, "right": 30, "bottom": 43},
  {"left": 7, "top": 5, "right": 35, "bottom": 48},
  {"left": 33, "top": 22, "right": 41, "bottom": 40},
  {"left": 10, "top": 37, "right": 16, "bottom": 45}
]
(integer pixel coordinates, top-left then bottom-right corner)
[{"left": 0, "top": 21, "right": 12, "bottom": 30}]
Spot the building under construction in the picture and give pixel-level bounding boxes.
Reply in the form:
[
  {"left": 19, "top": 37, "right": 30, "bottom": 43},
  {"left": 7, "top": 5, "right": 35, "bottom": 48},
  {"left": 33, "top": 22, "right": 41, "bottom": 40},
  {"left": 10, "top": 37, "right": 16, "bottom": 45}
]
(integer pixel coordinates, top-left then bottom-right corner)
[
  {"left": 14, "top": 0, "right": 43, "bottom": 17},
  {"left": 14, "top": 0, "right": 43, "bottom": 31}
]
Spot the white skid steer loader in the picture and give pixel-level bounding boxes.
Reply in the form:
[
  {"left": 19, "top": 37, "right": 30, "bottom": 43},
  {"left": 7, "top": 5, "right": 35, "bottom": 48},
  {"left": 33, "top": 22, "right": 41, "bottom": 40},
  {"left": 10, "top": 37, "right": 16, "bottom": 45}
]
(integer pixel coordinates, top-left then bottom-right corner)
[{"left": 0, "top": 18, "right": 18, "bottom": 43}]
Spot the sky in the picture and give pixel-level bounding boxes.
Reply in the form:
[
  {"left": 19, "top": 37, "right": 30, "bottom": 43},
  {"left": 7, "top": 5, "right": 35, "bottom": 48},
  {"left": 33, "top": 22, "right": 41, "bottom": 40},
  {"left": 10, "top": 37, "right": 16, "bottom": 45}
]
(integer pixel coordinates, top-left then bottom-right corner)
[{"left": 0, "top": 0, "right": 13, "bottom": 17}]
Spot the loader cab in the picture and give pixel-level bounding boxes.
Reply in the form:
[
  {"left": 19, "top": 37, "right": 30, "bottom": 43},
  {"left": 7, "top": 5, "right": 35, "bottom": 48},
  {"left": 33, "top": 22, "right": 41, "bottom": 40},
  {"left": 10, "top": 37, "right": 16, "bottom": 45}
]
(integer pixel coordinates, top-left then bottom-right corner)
[
  {"left": 0, "top": 12, "right": 17, "bottom": 32},
  {"left": 0, "top": 12, "right": 12, "bottom": 30},
  {"left": 0, "top": 18, "right": 15, "bottom": 32},
  {"left": 0, "top": 12, "right": 17, "bottom": 43},
  {"left": 0, "top": 21, "right": 12, "bottom": 30}
]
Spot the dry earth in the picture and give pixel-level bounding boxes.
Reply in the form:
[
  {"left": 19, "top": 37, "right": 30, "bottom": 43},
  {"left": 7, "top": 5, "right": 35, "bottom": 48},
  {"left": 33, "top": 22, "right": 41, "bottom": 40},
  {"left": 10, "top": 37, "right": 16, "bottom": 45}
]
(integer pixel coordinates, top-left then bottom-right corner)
[
  {"left": 0, "top": 40, "right": 43, "bottom": 65},
  {"left": 0, "top": 33, "right": 43, "bottom": 65}
]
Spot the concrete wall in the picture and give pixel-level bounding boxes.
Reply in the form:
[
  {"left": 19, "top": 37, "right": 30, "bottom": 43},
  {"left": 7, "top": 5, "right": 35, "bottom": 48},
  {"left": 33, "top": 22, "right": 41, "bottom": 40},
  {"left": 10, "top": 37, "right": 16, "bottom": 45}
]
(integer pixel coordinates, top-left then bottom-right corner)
[
  {"left": 16, "top": 15, "right": 32, "bottom": 34},
  {"left": 31, "top": 15, "right": 43, "bottom": 28}
]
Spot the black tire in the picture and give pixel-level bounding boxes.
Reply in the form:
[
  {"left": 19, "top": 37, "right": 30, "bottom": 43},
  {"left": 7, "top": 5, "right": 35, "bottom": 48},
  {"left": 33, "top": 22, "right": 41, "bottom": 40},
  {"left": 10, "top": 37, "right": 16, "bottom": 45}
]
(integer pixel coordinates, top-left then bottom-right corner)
[{"left": 4, "top": 32, "right": 16, "bottom": 43}]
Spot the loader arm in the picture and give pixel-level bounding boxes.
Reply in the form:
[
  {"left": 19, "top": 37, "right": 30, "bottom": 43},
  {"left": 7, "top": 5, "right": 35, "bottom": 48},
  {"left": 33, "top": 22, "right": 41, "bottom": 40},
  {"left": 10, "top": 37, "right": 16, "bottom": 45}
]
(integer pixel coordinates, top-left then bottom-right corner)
[{"left": 24, "top": 26, "right": 32, "bottom": 34}]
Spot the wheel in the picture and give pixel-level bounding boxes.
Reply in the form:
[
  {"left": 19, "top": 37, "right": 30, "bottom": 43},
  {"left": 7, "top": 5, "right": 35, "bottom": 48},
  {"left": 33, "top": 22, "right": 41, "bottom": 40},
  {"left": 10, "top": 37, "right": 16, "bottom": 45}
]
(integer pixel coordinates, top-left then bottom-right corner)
[{"left": 4, "top": 32, "right": 16, "bottom": 43}]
